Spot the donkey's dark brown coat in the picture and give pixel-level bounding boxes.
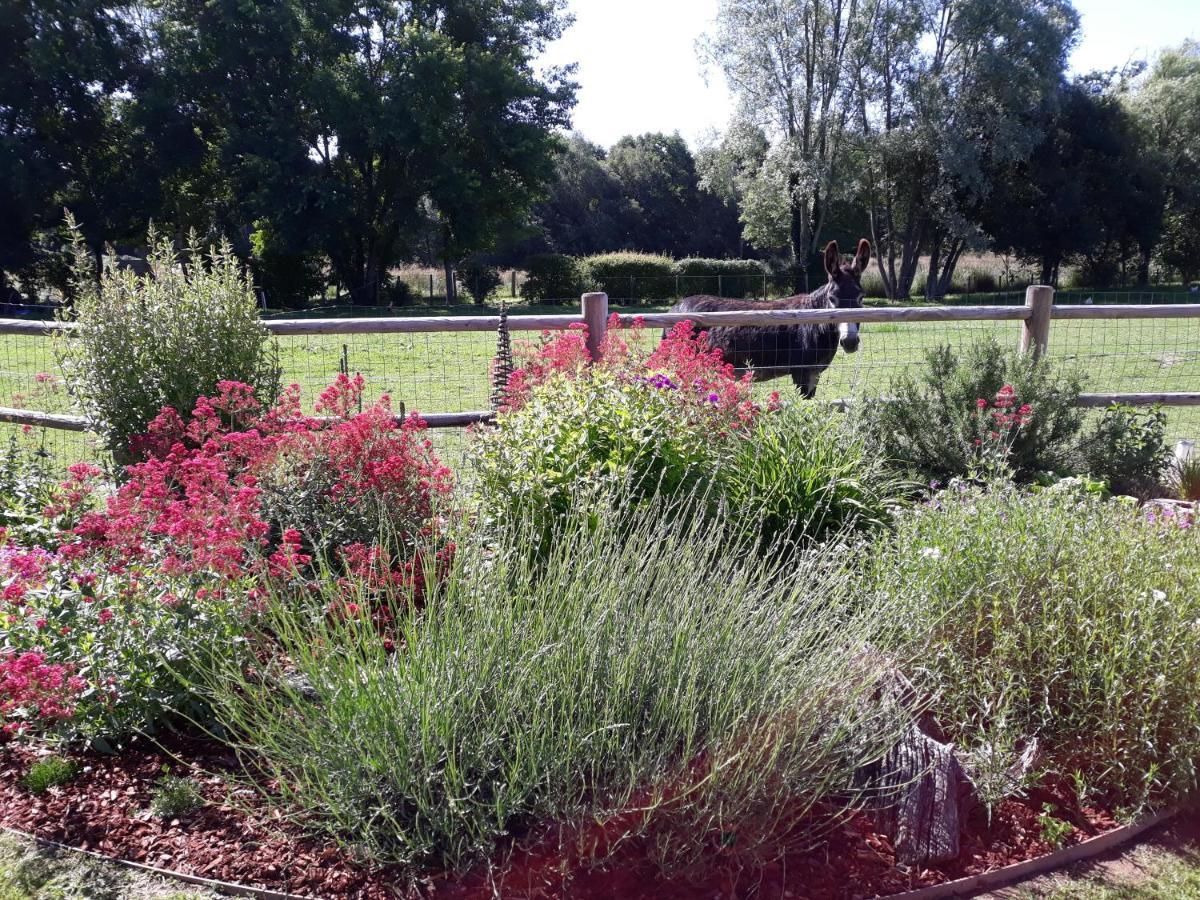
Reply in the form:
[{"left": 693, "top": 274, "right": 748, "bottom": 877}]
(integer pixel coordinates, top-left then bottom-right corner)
[{"left": 667, "top": 240, "right": 871, "bottom": 398}]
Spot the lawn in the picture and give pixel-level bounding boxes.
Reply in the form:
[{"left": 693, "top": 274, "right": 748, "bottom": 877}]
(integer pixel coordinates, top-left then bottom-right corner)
[
  {"left": 2, "top": 294, "right": 1198, "bottom": 469},
  {"left": 0, "top": 830, "right": 215, "bottom": 900},
  {"left": 1007, "top": 813, "right": 1200, "bottom": 899}
]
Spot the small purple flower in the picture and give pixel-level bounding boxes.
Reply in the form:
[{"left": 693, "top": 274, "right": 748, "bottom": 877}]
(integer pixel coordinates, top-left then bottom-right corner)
[
  {"left": 708, "top": 392, "right": 720, "bottom": 404},
  {"left": 929, "top": 480, "right": 941, "bottom": 491}
]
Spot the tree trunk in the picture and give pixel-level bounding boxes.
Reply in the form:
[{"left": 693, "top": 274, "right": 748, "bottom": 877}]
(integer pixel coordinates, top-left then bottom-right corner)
[
  {"left": 924, "top": 237, "right": 942, "bottom": 300},
  {"left": 934, "top": 241, "right": 965, "bottom": 298},
  {"left": 443, "top": 257, "right": 457, "bottom": 305},
  {"left": 787, "top": 170, "right": 806, "bottom": 294},
  {"left": 349, "top": 259, "right": 382, "bottom": 306},
  {"left": 1137, "top": 246, "right": 1152, "bottom": 286},
  {"left": 1040, "top": 254, "right": 1057, "bottom": 287}
]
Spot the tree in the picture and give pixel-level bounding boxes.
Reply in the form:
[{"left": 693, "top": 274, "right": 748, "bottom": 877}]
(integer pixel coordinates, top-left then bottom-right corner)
[
  {"left": 151, "top": 0, "right": 575, "bottom": 306},
  {"left": 695, "top": 122, "right": 778, "bottom": 256},
  {"left": 1132, "top": 40, "right": 1200, "bottom": 285},
  {"left": 984, "top": 77, "right": 1163, "bottom": 287},
  {"left": 855, "top": 0, "right": 1078, "bottom": 298},
  {"left": 607, "top": 132, "right": 740, "bottom": 257},
  {"left": 0, "top": 0, "right": 146, "bottom": 297},
  {"left": 532, "top": 134, "right": 632, "bottom": 255},
  {"left": 702, "top": 0, "right": 882, "bottom": 272}
]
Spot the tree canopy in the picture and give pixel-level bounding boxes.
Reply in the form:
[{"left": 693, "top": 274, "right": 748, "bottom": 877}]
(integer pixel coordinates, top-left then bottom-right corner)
[{"left": 3, "top": 1, "right": 1200, "bottom": 305}]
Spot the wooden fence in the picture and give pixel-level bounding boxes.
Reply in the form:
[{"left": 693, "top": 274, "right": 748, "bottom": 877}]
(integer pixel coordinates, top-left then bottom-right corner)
[{"left": 2, "top": 285, "right": 1200, "bottom": 436}]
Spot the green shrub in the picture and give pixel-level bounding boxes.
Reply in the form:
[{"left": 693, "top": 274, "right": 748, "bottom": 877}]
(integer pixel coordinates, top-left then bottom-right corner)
[
  {"left": 674, "top": 258, "right": 768, "bottom": 298},
  {"left": 519, "top": 253, "right": 581, "bottom": 304},
  {"left": 0, "top": 436, "right": 91, "bottom": 549},
  {"left": 56, "top": 217, "right": 281, "bottom": 462},
  {"left": 1077, "top": 403, "right": 1171, "bottom": 497},
  {"left": 857, "top": 338, "right": 1085, "bottom": 482},
  {"left": 723, "top": 404, "right": 903, "bottom": 548},
  {"left": 187, "top": 497, "right": 911, "bottom": 871},
  {"left": 470, "top": 370, "right": 724, "bottom": 555},
  {"left": 1072, "top": 254, "right": 1122, "bottom": 289},
  {"left": 380, "top": 277, "right": 414, "bottom": 307},
  {"left": 456, "top": 258, "right": 501, "bottom": 305},
  {"left": 22, "top": 757, "right": 79, "bottom": 794},
  {"left": 871, "top": 487, "right": 1200, "bottom": 811},
  {"left": 580, "top": 251, "right": 676, "bottom": 302},
  {"left": 249, "top": 220, "right": 324, "bottom": 310},
  {"left": 967, "top": 271, "right": 998, "bottom": 293},
  {"left": 150, "top": 772, "right": 205, "bottom": 818}
]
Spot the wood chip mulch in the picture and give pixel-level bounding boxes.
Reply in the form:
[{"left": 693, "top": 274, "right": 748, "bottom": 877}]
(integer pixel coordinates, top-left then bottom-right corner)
[{"left": 0, "top": 737, "right": 1120, "bottom": 899}]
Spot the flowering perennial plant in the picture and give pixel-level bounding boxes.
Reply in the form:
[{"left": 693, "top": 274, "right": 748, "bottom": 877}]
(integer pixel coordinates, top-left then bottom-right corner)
[
  {"left": 503, "top": 316, "right": 772, "bottom": 432},
  {"left": 968, "top": 385, "right": 1034, "bottom": 483},
  {"left": 1, "top": 376, "right": 453, "bottom": 740},
  {"left": 472, "top": 317, "right": 789, "bottom": 551},
  {"left": 0, "top": 651, "right": 85, "bottom": 737}
]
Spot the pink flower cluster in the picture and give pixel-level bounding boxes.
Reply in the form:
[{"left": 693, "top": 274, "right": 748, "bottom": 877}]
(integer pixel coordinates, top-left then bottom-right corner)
[
  {"left": 64, "top": 377, "right": 452, "bottom": 585},
  {"left": 974, "top": 385, "right": 1034, "bottom": 444},
  {"left": 2, "top": 376, "right": 455, "bottom": 736},
  {"left": 502, "top": 315, "right": 771, "bottom": 431},
  {"left": 0, "top": 651, "right": 85, "bottom": 737}
]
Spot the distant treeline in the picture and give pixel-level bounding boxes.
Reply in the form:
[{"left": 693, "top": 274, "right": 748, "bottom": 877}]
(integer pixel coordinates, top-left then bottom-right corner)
[{"left": 3, "top": 1, "right": 1198, "bottom": 308}]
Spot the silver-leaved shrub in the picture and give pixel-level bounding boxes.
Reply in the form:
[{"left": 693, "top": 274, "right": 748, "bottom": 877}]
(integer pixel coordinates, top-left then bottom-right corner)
[{"left": 56, "top": 215, "right": 281, "bottom": 462}]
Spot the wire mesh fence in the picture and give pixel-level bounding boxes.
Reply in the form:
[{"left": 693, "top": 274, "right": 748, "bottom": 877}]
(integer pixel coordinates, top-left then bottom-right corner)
[{"left": 2, "top": 289, "right": 1199, "bottom": 474}]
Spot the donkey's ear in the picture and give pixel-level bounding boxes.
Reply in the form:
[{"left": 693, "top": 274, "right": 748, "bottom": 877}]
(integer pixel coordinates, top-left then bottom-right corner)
[
  {"left": 852, "top": 238, "right": 872, "bottom": 275},
  {"left": 823, "top": 240, "right": 840, "bottom": 277}
]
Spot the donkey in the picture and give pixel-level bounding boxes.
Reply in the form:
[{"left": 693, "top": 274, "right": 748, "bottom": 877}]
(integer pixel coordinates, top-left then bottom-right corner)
[{"left": 669, "top": 239, "right": 871, "bottom": 398}]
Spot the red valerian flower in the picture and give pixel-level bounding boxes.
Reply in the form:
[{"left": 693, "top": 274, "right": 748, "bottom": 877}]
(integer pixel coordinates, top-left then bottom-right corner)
[
  {"left": 0, "top": 651, "right": 85, "bottom": 737},
  {"left": 499, "top": 318, "right": 763, "bottom": 432}
]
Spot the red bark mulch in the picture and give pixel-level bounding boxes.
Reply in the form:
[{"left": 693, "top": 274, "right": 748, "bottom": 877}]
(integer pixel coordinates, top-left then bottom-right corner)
[{"left": 0, "top": 738, "right": 1119, "bottom": 900}]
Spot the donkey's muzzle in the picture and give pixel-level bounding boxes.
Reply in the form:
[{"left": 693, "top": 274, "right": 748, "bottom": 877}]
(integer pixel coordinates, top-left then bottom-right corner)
[{"left": 838, "top": 322, "right": 860, "bottom": 354}]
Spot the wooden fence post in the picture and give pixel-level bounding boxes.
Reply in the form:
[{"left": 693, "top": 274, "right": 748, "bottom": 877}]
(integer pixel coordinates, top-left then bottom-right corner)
[
  {"left": 1021, "top": 284, "right": 1054, "bottom": 359},
  {"left": 582, "top": 292, "right": 609, "bottom": 362}
]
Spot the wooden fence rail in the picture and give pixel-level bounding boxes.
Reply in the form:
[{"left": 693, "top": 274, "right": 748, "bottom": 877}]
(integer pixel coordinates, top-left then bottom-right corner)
[{"left": 2, "top": 286, "right": 1199, "bottom": 436}]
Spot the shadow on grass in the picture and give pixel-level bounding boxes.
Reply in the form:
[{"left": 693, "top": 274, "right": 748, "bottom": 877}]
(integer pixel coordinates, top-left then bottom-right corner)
[
  {"left": 989, "top": 812, "right": 1200, "bottom": 899},
  {"left": 0, "top": 831, "right": 216, "bottom": 900}
]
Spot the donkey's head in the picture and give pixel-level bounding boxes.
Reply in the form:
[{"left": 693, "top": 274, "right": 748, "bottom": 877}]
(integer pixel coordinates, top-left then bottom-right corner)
[{"left": 822, "top": 239, "right": 871, "bottom": 354}]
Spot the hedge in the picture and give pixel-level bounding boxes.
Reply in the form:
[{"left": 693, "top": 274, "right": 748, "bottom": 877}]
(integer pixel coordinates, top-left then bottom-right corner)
[
  {"left": 674, "top": 258, "right": 768, "bottom": 299},
  {"left": 520, "top": 253, "right": 773, "bottom": 304},
  {"left": 580, "top": 252, "right": 677, "bottom": 302},
  {"left": 520, "top": 253, "right": 582, "bottom": 305}
]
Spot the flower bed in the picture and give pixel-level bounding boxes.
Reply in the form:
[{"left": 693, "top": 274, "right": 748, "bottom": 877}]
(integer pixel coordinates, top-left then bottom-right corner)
[
  {"left": 0, "top": 737, "right": 1123, "bottom": 899},
  {"left": 2, "top": 324, "right": 1199, "bottom": 899}
]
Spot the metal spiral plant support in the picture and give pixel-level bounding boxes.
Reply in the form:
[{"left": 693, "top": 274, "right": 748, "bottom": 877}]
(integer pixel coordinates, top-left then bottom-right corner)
[{"left": 489, "top": 298, "right": 513, "bottom": 413}]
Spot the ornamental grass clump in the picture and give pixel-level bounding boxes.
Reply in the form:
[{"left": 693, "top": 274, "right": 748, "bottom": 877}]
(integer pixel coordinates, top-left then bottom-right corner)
[
  {"left": 56, "top": 215, "right": 281, "bottom": 462},
  {"left": 869, "top": 486, "right": 1200, "bottom": 813},
  {"left": 723, "top": 404, "right": 904, "bottom": 549},
  {"left": 186, "top": 494, "right": 912, "bottom": 874}
]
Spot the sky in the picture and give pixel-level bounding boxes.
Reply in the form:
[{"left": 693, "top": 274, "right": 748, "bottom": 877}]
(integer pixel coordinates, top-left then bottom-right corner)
[{"left": 538, "top": 0, "right": 1199, "bottom": 149}]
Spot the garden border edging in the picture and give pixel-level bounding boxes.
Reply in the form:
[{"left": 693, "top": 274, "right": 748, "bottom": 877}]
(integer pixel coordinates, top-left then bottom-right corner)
[
  {"left": 2, "top": 809, "right": 1184, "bottom": 900},
  {"left": 0, "top": 824, "right": 315, "bottom": 900},
  {"left": 880, "top": 807, "right": 1179, "bottom": 899}
]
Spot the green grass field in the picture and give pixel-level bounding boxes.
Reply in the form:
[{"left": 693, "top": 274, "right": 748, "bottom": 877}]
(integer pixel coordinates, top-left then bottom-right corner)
[{"left": 2, "top": 297, "right": 1198, "bottom": 470}]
